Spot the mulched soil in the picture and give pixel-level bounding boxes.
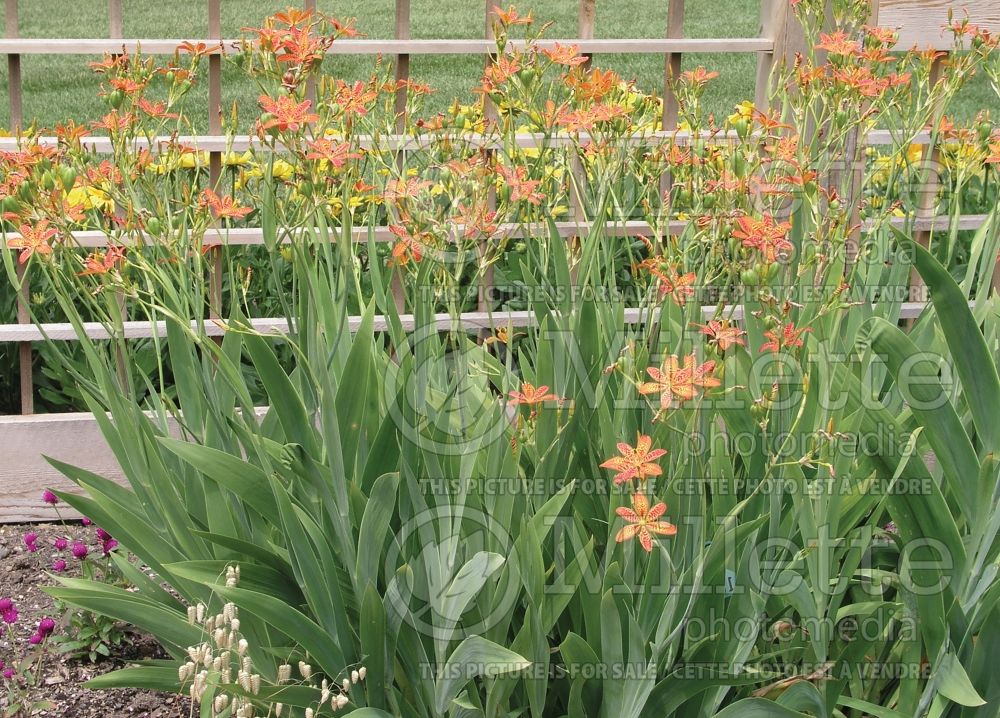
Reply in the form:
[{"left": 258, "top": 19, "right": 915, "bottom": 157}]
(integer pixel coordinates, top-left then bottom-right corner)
[{"left": 0, "top": 523, "right": 191, "bottom": 717}]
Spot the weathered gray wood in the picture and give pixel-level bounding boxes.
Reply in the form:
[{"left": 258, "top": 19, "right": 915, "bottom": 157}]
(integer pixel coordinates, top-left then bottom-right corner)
[
  {"left": 0, "top": 37, "right": 771, "bottom": 55},
  {"left": 0, "top": 128, "right": 935, "bottom": 155},
  {"left": 0, "top": 213, "right": 981, "bottom": 254},
  {"left": 877, "top": 0, "right": 1000, "bottom": 49}
]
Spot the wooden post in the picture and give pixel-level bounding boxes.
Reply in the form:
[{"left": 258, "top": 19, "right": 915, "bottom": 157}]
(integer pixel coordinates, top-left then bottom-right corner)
[
  {"left": 661, "top": 0, "right": 685, "bottom": 131},
  {"left": 754, "top": 0, "right": 814, "bottom": 109},
  {"left": 658, "top": 0, "right": 685, "bottom": 247},
  {"left": 394, "top": 0, "right": 410, "bottom": 127},
  {"left": 390, "top": 0, "right": 410, "bottom": 314},
  {"left": 109, "top": 0, "right": 123, "bottom": 38},
  {"left": 910, "top": 56, "right": 946, "bottom": 305},
  {"left": 207, "top": 0, "right": 223, "bottom": 321},
  {"left": 578, "top": 0, "right": 595, "bottom": 67},
  {"left": 7, "top": 0, "right": 31, "bottom": 414},
  {"left": 4, "top": 0, "right": 20, "bottom": 130},
  {"left": 303, "top": 0, "right": 317, "bottom": 103},
  {"left": 479, "top": 1, "right": 497, "bottom": 314}
]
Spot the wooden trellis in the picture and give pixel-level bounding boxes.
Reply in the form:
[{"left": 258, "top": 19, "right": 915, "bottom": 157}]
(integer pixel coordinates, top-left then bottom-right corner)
[{"left": 1, "top": 0, "right": 999, "bottom": 521}]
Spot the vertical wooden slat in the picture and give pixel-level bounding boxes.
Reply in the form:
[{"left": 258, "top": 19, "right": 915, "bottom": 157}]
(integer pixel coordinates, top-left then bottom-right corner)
[
  {"left": 109, "top": 0, "right": 123, "bottom": 38},
  {"left": 304, "top": 0, "right": 316, "bottom": 103},
  {"left": 394, "top": 0, "right": 411, "bottom": 127},
  {"left": 578, "top": 0, "right": 595, "bottom": 67},
  {"left": 110, "top": 0, "right": 130, "bottom": 388},
  {"left": 7, "top": 0, "right": 30, "bottom": 414},
  {"left": 4, "top": 0, "right": 21, "bottom": 130},
  {"left": 661, "top": 0, "right": 685, "bottom": 131},
  {"left": 15, "top": 263, "right": 32, "bottom": 415},
  {"left": 911, "top": 55, "right": 946, "bottom": 304},
  {"left": 570, "top": 0, "right": 594, "bottom": 224},
  {"left": 755, "top": 0, "right": 791, "bottom": 109},
  {"left": 207, "top": 0, "right": 223, "bottom": 319},
  {"left": 479, "top": 1, "right": 497, "bottom": 314},
  {"left": 390, "top": 0, "right": 411, "bottom": 312}
]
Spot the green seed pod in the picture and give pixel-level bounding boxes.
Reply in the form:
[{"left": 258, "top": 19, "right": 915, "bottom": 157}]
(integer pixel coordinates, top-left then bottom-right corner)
[
  {"left": 59, "top": 166, "right": 78, "bottom": 192},
  {"left": 145, "top": 217, "right": 162, "bottom": 236},
  {"left": 108, "top": 89, "right": 124, "bottom": 109},
  {"left": 741, "top": 268, "right": 759, "bottom": 286}
]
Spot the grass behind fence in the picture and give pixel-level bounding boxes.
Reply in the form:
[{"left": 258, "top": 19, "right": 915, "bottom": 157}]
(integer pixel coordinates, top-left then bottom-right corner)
[{"left": 6, "top": 0, "right": 751, "bottom": 131}]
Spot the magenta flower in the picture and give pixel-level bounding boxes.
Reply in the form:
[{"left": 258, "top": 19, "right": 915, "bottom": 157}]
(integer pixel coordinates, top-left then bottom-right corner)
[
  {"left": 0, "top": 598, "right": 12, "bottom": 612},
  {"left": 28, "top": 633, "right": 42, "bottom": 645},
  {"left": 96, "top": 527, "right": 111, "bottom": 542},
  {"left": 53, "top": 537, "right": 68, "bottom": 551},
  {"left": 52, "top": 559, "right": 67, "bottom": 572},
  {"left": 101, "top": 538, "right": 119, "bottom": 555},
  {"left": 71, "top": 542, "right": 89, "bottom": 560},
  {"left": 2, "top": 667, "right": 13, "bottom": 680},
  {"left": 23, "top": 532, "right": 38, "bottom": 552},
  {"left": 42, "top": 490, "right": 58, "bottom": 505},
  {"left": 37, "top": 617, "right": 55, "bottom": 636},
  {"left": 81, "top": 517, "right": 92, "bottom": 526},
  {"left": 1, "top": 599, "right": 17, "bottom": 625}
]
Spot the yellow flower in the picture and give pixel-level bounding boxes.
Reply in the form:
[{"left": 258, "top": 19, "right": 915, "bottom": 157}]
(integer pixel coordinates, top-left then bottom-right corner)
[
  {"left": 727, "top": 101, "right": 755, "bottom": 126},
  {"left": 178, "top": 151, "right": 210, "bottom": 169},
  {"left": 66, "top": 185, "right": 114, "bottom": 213},
  {"left": 271, "top": 159, "right": 295, "bottom": 181},
  {"left": 222, "top": 150, "right": 254, "bottom": 167},
  {"left": 0, "top": 127, "right": 11, "bottom": 138}
]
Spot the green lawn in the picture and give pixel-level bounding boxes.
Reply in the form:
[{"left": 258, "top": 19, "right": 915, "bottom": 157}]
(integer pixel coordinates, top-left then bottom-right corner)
[{"left": 0, "top": 0, "right": 995, "bottom": 132}]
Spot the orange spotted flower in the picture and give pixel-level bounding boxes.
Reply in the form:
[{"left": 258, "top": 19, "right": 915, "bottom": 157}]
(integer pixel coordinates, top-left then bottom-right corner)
[
  {"left": 258, "top": 94, "right": 319, "bottom": 132},
  {"left": 304, "top": 139, "right": 361, "bottom": 168},
  {"left": 985, "top": 139, "right": 1000, "bottom": 165},
  {"left": 493, "top": 5, "right": 533, "bottom": 26},
  {"left": 638, "top": 354, "right": 720, "bottom": 409},
  {"left": 600, "top": 434, "right": 667, "bottom": 485},
  {"left": 615, "top": 493, "right": 677, "bottom": 552},
  {"left": 387, "top": 224, "right": 426, "bottom": 265},
  {"left": 7, "top": 221, "right": 58, "bottom": 263},
  {"left": 696, "top": 320, "right": 747, "bottom": 351},
  {"left": 650, "top": 264, "right": 697, "bottom": 306},
  {"left": 542, "top": 42, "right": 587, "bottom": 67},
  {"left": 816, "top": 31, "right": 860, "bottom": 57},
  {"left": 200, "top": 189, "right": 252, "bottom": 220},
  {"left": 334, "top": 80, "right": 378, "bottom": 117},
  {"left": 508, "top": 382, "right": 561, "bottom": 406},
  {"left": 681, "top": 67, "right": 719, "bottom": 86},
  {"left": 732, "top": 214, "right": 793, "bottom": 263},
  {"left": 78, "top": 245, "right": 125, "bottom": 276},
  {"left": 760, "top": 322, "right": 811, "bottom": 353}
]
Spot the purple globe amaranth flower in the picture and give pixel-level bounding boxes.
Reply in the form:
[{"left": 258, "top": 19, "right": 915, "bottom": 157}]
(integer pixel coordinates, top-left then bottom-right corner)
[
  {"left": 71, "top": 542, "right": 89, "bottom": 560},
  {"left": 28, "top": 633, "right": 42, "bottom": 645},
  {"left": 95, "top": 527, "right": 111, "bottom": 542},
  {"left": 52, "top": 559, "right": 67, "bottom": 572},
  {"left": 42, "top": 489, "right": 58, "bottom": 505},
  {"left": 23, "top": 532, "right": 38, "bottom": 552},
  {"left": 81, "top": 517, "right": 92, "bottom": 526},
  {"left": 37, "top": 617, "right": 56, "bottom": 636},
  {"left": 2, "top": 667, "right": 13, "bottom": 680},
  {"left": 53, "top": 537, "right": 68, "bottom": 551},
  {"left": 0, "top": 598, "right": 12, "bottom": 612},
  {"left": 2, "top": 608, "right": 18, "bottom": 624},
  {"left": 102, "top": 538, "right": 119, "bottom": 555}
]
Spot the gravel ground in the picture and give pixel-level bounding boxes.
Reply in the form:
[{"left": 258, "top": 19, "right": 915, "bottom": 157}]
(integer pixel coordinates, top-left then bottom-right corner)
[{"left": 0, "top": 523, "right": 191, "bottom": 717}]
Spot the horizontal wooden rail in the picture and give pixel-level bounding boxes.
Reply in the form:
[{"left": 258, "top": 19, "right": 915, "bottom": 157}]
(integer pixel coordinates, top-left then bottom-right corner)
[
  {"left": 0, "top": 214, "right": 986, "bottom": 254},
  {"left": 0, "top": 37, "right": 772, "bottom": 56},
  {"left": 0, "top": 129, "right": 932, "bottom": 153},
  {"left": 0, "top": 300, "right": 938, "bottom": 343}
]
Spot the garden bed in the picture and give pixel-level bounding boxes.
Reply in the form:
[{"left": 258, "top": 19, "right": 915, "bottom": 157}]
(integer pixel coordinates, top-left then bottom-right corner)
[{"left": 0, "top": 523, "right": 189, "bottom": 717}]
